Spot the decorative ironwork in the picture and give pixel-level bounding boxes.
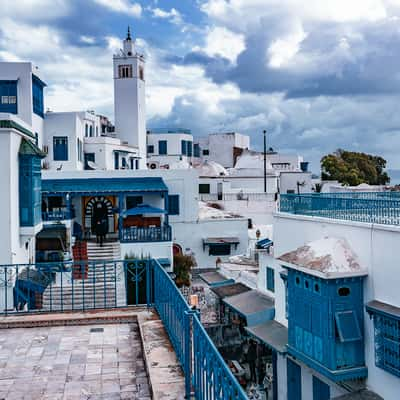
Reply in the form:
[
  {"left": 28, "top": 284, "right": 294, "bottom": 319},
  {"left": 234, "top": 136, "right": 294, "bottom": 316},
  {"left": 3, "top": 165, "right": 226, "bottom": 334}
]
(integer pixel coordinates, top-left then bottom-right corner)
[
  {"left": 120, "top": 224, "right": 172, "bottom": 242},
  {"left": 280, "top": 193, "right": 400, "bottom": 226}
]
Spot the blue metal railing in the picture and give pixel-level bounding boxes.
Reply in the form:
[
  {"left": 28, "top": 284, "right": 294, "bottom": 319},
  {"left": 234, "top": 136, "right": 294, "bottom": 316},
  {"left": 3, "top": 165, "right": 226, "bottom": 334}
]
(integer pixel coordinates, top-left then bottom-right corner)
[
  {"left": 280, "top": 193, "right": 400, "bottom": 226},
  {"left": 0, "top": 259, "right": 248, "bottom": 399},
  {"left": 120, "top": 224, "right": 172, "bottom": 243}
]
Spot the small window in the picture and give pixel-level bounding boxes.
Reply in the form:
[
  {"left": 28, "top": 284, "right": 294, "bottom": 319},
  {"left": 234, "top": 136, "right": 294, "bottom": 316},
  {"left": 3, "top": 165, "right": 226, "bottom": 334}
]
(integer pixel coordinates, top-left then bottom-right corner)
[
  {"left": 202, "top": 149, "right": 209, "bottom": 156},
  {"left": 199, "top": 184, "right": 210, "bottom": 194},
  {"left": 209, "top": 244, "right": 231, "bottom": 256},
  {"left": 314, "top": 283, "right": 320, "bottom": 293},
  {"left": 295, "top": 276, "right": 301, "bottom": 287},
  {"left": 158, "top": 140, "right": 167, "bottom": 155},
  {"left": 168, "top": 195, "right": 180, "bottom": 215},
  {"left": 147, "top": 145, "right": 154, "bottom": 154},
  {"left": 118, "top": 64, "right": 132, "bottom": 78},
  {"left": 53, "top": 136, "right": 68, "bottom": 161},
  {"left": 266, "top": 267, "right": 275, "bottom": 292},
  {"left": 8, "top": 96, "right": 16, "bottom": 104},
  {"left": 338, "top": 287, "right": 351, "bottom": 297},
  {"left": 194, "top": 143, "right": 200, "bottom": 158},
  {"left": 287, "top": 190, "right": 295, "bottom": 194},
  {"left": 85, "top": 124, "right": 88, "bottom": 137},
  {"left": 139, "top": 66, "right": 144, "bottom": 80},
  {"left": 89, "top": 126, "right": 93, "bottom": 137},
  {"left": 1, "top": 96, "right": 9, "bottom": 104},
  {"left": 304, "top": 279, "right": 310, "bottom": 290},
  {"left": 335, "top": 311, "right": 362, "bottom": 342}
]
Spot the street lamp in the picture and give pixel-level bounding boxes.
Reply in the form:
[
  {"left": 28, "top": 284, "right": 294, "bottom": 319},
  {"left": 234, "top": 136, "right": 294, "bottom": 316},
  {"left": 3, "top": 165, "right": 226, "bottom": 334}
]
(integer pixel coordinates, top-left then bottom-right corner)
[{"left": 263, "top": 130, "right": 267, "bottom": 193}]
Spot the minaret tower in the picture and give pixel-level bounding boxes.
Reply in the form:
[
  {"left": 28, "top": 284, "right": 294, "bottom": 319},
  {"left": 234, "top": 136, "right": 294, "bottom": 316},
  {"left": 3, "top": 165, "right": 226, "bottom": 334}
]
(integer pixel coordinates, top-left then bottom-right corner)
[{"left": 113, "top": 27, "right": 146, "bottom": 168}]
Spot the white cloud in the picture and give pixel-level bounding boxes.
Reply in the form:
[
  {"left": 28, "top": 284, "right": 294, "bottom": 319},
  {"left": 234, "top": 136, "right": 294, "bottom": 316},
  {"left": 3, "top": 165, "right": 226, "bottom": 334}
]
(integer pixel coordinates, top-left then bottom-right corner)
[
  {"left": 267, "top": 21, "right": 307, "bottom": 68},
  {"left": 150, "top": 7, "right": 183, "bottom": 25},
  {"left": 197, "top": 26, "right": 245, "bottom": 63},
  {"left": 93, "top": 0, "right": 142, "bottom": 17},
  {"left": 80, "top": 36, "right": 96, "bottom": 45},
  {"left": 1, "top": 0, "right": 70, "bottom": 20}
]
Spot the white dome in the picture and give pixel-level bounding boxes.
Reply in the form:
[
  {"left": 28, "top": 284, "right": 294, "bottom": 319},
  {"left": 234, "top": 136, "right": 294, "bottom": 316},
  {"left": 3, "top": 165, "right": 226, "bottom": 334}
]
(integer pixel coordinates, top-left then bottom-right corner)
[
  {"left": 169, "top": 160, "right": 191, "bottom": 170},
  {"left": 196, "top": 161, "right": 228, "bottom": 177},
  {"left": 235, "top": 152, "right": 273, "bottom": 170}
]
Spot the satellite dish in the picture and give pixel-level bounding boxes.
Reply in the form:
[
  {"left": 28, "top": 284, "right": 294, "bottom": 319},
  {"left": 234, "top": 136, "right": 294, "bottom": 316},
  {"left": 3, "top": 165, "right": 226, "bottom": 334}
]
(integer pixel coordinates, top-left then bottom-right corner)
[{"left": 87, "top": 161, "right": 99, "bottom": 170}]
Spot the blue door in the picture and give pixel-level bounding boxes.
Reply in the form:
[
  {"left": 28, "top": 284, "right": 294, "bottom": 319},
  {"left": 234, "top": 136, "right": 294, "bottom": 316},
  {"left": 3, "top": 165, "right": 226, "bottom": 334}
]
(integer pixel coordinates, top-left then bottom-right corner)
[
  {"left": 287, "top": 359, "right": 301, "bottom": 400},
  {"left": 313, "top": 376, "right": 330, "bottom": 400}
]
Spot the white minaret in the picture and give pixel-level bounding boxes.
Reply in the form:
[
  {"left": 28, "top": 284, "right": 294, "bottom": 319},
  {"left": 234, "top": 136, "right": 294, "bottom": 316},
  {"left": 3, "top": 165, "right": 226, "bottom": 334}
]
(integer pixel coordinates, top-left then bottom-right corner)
[{"left": 113, "top": 27, "right": 146, "bottom": 168}]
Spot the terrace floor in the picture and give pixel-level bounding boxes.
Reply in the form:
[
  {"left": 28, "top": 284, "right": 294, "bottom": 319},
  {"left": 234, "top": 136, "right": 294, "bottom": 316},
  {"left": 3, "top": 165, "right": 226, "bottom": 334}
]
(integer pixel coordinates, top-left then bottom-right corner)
[
  {"left": 0, "top": 322, "right": 150, "bottom": 400},
  {"left": 0, "top": 308, "right": 185, "bottom": 400}
]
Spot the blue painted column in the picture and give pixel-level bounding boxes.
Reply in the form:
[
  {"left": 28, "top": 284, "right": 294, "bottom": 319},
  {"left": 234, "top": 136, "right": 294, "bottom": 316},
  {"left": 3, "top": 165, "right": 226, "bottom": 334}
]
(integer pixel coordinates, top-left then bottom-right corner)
[
  {"left": 118, "top": 194, "right": 124, "bottom": 240},
  {"left": 164, "top": 191, "right": 169, "bottom": 225}
]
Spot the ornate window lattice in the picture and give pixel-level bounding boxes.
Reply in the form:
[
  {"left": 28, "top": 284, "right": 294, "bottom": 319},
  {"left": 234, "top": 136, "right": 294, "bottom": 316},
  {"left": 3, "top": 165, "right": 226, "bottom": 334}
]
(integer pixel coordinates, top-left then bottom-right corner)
[{"left": 373, "top": 313, "right": 400, "bottom": 377}]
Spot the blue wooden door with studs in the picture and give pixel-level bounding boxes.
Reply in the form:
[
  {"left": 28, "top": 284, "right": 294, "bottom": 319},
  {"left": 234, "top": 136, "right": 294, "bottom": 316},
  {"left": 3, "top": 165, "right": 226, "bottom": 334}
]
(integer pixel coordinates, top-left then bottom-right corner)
[
  {"left": 287, "top": 358, "right": 302, "bottom": 400},
  {"left": 312, "top": 376, "right": 330, "bottom": 400}
]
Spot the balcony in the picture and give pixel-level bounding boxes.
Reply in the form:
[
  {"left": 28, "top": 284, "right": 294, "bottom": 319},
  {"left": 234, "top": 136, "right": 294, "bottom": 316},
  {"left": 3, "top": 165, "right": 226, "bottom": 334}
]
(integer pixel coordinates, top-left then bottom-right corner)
[
  {"left": 120, "top": 224, "right": 172, "bottom": 243},
  {"left": 42, "top": 209, "right": 74, "bottom": 222},
  {"left": 280, "top": 192, "right": 400, "bottom": 226}
]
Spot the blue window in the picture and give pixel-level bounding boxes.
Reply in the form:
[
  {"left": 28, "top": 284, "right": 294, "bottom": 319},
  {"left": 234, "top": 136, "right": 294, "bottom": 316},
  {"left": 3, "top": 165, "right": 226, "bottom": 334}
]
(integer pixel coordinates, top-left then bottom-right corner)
[
  {"left": 168, "top": 194, "right": 180, "bottom": 215},
  {"left": 32, "top": 75, "right": 45, "bottom": 118},
  {"left": 181, "top": 140, "right": 187, "bottom": 155},
  {"left": 130, "top": 158, "right": 134, "bottom": 169},
  {"left": 114, "top": 152, "right": 119, "bottom": 169},
  {"left": 266, "top": 267, "right": 275, "bottom": 292},
  {"left": 366, "top": 305, "right": 400, "bottom": 377},
  {"left": 135, "top": 159, "right": 139, "bottom": 169},
  {"left": 84, "top": 153, "right": 95, "bottom": 170},
  {"left": 159, "top": 140, "right": 167, "bottom": 155},
  {"left": 89, "top": 126, "right": 93, "bottom": 137},
  {"left": 147, "top": 145, "right": 154, "bottom": 153},
  {"left": 85, "top": 124, "right": 88, "bottom": 137},
  {"left": 77, "top": 139, "right": 83, "bottom": 162},
  {"left": 194, "top": 143, "right": 200, "bottom": 157},
  {"left": 335, "top": 311, "right": 362, "bottom": 342},
  {"left": 187, "top": 141, "right": 193, "bottom": 157},
  {"left": 0, "top": 80, "right": 18, "bottom": 114},
  {"left": 53, "top": 136, "right": 68, "bottom": 161}
]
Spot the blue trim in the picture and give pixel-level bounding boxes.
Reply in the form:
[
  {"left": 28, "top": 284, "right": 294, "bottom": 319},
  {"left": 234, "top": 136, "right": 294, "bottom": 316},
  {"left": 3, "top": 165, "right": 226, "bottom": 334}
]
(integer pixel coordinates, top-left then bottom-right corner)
[
  {"left": 167, "top": 194, "right": 180, "bottom": 215},
  {"left": 288, "top": 346, "right": 368, "bottom": 382}
]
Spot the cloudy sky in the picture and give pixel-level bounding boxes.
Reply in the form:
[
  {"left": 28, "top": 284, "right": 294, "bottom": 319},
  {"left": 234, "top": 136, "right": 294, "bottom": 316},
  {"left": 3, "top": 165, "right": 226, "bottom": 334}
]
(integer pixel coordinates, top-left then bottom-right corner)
[{"left": 2, "top": 0, "right": 400, "bottom": 173}]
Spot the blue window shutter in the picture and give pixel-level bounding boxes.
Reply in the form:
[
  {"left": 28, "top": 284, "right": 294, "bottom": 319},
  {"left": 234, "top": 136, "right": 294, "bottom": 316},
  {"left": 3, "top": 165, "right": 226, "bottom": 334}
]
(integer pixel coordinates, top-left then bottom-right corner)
[
  {"left": 0, "top": 80, "right": 18, "bottom": 114},
  {"left": 168, "top": 195, "right": 179, "bottom": 215},
  {"left": 114, "top": 152, "right": 119, "bottom": 169},
  {"left": 194, "top": 143, "right": 200, "bottom": 157},
  {"left": 267, "top": 267, "right": 275, "bottom": 292},
  {"left": 147, "top": 145, "right": 154, "bottom": 153},
  {"left": 53, "top": 136, "right": 68, "bottom": 161},
  {"left": 335, "top": 311, "right": 362, "bottom": 342},
  {"left": 187, "top": 141, "right": 193, "bottom": 157},
  {"left": 181, "top": 140, "right": 187, "bottom": 155},
  {"left": 32, "top": 75, "right": 45, "bottom": 118},
  {"left": 159, "top": 140, "right": 167, "bottom": 155}
]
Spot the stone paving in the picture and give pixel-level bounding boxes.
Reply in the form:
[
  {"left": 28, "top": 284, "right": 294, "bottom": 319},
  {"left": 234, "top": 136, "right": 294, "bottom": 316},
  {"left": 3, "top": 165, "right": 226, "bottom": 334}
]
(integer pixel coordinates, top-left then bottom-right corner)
[{"left": 0, "top": 322, "right": 150, "bottom": 399}]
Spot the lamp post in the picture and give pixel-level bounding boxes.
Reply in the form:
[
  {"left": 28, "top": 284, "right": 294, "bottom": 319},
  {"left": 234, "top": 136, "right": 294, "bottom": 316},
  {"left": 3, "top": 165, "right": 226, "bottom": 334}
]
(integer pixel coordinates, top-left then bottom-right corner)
[{"left": 263, "top": 129, "right": 267, "bottom": 193}]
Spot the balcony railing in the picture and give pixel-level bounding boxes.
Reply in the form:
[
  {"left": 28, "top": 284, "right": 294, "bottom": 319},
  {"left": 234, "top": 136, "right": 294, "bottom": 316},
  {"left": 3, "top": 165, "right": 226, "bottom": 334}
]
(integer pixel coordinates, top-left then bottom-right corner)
[
  {"left": 280, "top": 193, "right": 400, "bottom": 226},
  {"left": 42, "top": 209, "right": 74, "bottom": 221},
  {"left": 0, "top": 259, "right": 247, "bottom": 400},
  {"left": 120, "top": 224, "right": 172, "bottom": 243}
]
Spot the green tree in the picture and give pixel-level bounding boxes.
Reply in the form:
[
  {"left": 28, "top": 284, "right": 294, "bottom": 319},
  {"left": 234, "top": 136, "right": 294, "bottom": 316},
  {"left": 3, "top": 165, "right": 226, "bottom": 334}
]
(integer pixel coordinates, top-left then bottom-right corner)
[{"left": 321, "top": 149, "right": 390, "bottom": 186}]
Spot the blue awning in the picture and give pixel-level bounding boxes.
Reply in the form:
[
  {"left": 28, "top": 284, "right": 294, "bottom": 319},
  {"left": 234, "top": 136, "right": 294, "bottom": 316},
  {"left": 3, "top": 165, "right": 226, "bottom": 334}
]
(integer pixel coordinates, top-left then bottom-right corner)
[
  {"left": 256, "top": 238, "right": 273, "bottom": 250},
  {"left": 122, "top": 204, "right": 167, "bottom": 217},
  {"left": 223, "top": 290, "right": 275, "bottom": 326},
  {"left": 199, "top": 271, "right": 235, "bottom": 287},
  {"left": 42, "top": 177, "right": 168, "bottom": 194}
]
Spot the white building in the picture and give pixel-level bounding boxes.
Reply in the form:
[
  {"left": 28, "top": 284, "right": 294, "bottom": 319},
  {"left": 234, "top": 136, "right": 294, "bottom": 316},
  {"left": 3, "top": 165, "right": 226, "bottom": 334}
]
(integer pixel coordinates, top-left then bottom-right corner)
[{"left": 146, "top": 128, "right": 197, "bottom": 169}]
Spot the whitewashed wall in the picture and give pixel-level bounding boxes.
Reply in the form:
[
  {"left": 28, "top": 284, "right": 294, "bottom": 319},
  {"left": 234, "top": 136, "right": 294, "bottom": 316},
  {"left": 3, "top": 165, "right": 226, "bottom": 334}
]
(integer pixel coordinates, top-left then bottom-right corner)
[{"left": 274, "top": 212, "right": 400, "bottom": 399}]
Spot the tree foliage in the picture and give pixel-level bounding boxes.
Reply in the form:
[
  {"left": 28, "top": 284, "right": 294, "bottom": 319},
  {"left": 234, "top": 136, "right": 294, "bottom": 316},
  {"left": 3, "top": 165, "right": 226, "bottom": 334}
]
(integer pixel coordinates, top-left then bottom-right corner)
[
  {"left": 173, "top": 254, "right": 194, "bottom": 287},
  {"left": 321, "top": 149, "right": 390, "bottom": 186}
]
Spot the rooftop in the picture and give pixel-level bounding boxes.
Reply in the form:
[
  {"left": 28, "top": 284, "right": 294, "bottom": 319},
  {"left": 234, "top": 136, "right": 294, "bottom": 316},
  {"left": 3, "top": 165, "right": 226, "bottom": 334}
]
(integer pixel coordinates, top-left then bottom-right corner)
[{"left": 278, "top": 237, "right": 367, "bottom": 278}]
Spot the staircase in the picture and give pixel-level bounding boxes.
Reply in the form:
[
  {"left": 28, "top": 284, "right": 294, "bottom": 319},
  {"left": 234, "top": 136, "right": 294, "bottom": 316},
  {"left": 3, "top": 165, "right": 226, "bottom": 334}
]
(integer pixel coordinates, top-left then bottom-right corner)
[{"left": 42, "top": 241, "right": 126, "bottom": 311}]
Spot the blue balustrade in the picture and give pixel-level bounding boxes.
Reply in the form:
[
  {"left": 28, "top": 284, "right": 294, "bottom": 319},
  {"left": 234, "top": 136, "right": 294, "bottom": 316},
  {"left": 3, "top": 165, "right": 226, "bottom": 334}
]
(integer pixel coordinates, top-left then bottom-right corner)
[
  {"left": 42, "top": 209, "right": 74, "bottom": 221},
  {"left": 120, "top": 224, "right": 172, "bottom": 242},
  {"left": 0, "top": 259, "right": 248, "bottom": 399},
  {"left": 280, "top": 193, "right": 400, "bottom": 225}
]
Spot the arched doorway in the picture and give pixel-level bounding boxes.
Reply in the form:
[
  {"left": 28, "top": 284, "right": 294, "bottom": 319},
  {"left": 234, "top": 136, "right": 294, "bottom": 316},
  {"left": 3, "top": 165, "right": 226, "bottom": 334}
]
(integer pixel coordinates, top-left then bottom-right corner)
[{"left": 84, "top": 196, "right": 115, "bottom": 234}]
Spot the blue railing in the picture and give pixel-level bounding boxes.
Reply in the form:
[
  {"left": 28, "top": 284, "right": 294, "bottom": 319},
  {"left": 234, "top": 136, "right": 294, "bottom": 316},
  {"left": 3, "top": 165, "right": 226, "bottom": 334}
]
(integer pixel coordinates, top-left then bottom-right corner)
[
  {"left": 120, "top": 224, "right": 172, "bottom": 242},
  {"left": 280, "top": 193, "right": 400, "bottom": 226},
  {"left": 42, "top": 209, "right": 74, "bottom": 221},
  {"left": 0, "top": 259, "right": 248, "bottom": 399}
]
